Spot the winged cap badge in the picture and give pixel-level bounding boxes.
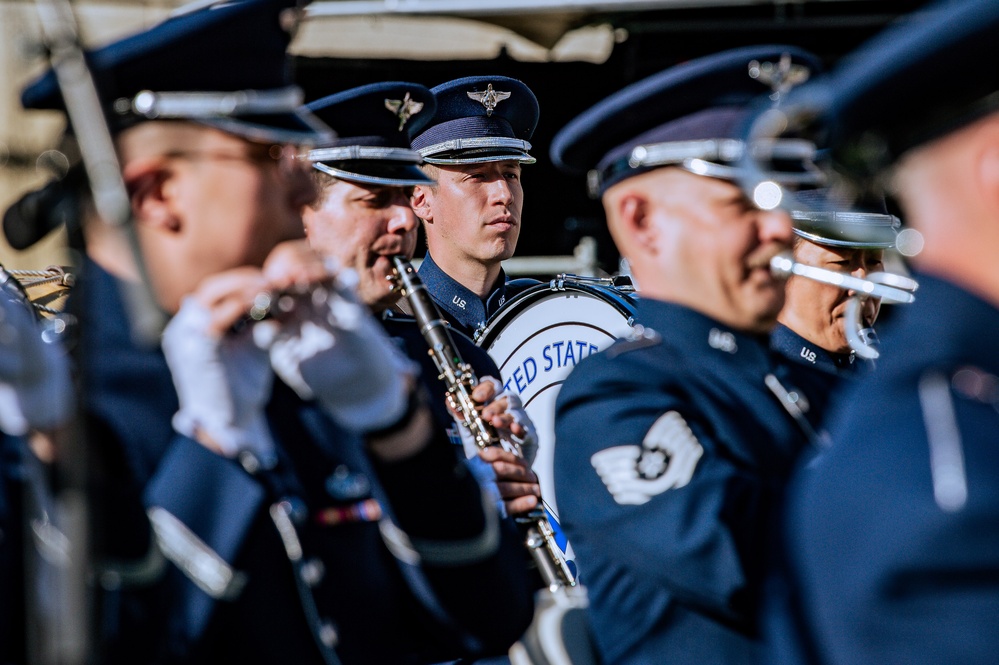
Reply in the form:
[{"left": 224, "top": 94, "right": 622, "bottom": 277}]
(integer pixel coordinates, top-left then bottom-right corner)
[
  {"left": 466, "top": 84, "right": 511, "bottom": 116},
  {"left": 385, "top": 92, "right": 424, "bottom": 131},
  {"left": 748, "top": 53, "right": 811, "bottom": 103}
]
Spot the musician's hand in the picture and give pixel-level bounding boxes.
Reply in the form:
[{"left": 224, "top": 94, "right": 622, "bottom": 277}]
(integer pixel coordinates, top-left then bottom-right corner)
[
  {"left": 163, "top": 269, "right": 275, "bottom": 458},
  {"left": 262, "top": 239, "right": 333, "bottom": 292},
  {"left": 462, "top": 377, "right": 541, "bottom": 515},
  {"left": 478, "top": 446, "right": 541, "bottom": 515},
  {"left": 472, "top": 377, "right": 539, "bottom": 465},
  {"left": 188, "top": 267, "right": 273, "bottom": 336},
  {"left": 262, "top": 269, "right": 418, "bottom": 433}
]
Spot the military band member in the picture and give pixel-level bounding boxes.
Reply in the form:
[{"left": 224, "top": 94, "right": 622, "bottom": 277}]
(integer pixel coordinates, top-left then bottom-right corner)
[
  {"left": 760, "top": 1, "right": 999, "bottom": 662},
  {"left": 300, "top": 81, "right": 541, "bottom": 519},
  {"left": 409, "top": 76, "right": 540, "bottom": 340},
  {"left": 771, "top": 193, "right": 900, "bottom": 426},
  {"left": 17, "top": 1, "right": 534, "bottom": 663},
  {"left": 548, "top": 46, "right": 823, "bottom": 665},
  {"left": 0, "top": 282, "right": 71, "bottom": 664}
]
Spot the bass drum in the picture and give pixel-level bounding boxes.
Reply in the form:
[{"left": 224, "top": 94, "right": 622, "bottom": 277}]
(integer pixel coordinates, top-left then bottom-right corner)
[{"left": 477, "top": 277, "right": 637, "bottom": 560}]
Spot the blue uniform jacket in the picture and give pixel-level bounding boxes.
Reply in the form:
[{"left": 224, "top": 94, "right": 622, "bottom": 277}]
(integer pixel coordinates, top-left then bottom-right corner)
[
  {"left": 76, "top": 260, "right": 178, "bottom": 664},
  {"left": 78, "top": 261, "right": 534, "bottom": 665},
  {"left": 770, "top": 323, "right": 867, "bottom": 433},
  {"left": 417, "top": 253, "right": 537, "bottom": 340},
  {"left": 554, "top": 299, "right": 811, "bottom": 665},
  {"left": 772, "top": 273, "right": 999, "bottom": 665},
  {"left": 380, "top": 308, "right": 536, "bottom": 665}
]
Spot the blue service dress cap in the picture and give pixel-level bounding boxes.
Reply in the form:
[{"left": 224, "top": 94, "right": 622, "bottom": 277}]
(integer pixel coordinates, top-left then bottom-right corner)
[
  {"left": 782, "top": 0, "right": 999, "bottom": 180},
  {"left": 410, "top": 75, "right": 539, "bottom": 165},
  {"left": 550, "top": 45, "right": 824, "bottom": 197},
  {"left": 305, "top": 82, "right": 436, "bottom": 187},
  {"left": 20, "top": 0, "right": 332, "bottom": 146},
  {"left": 790, "top": 188, "right": 900, "bottom": 249}
]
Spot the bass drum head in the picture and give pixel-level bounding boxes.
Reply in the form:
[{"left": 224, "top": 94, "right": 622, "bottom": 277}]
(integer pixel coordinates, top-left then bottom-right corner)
[{"left": 478, "top": 282, "right": 636, "bottom": 559}]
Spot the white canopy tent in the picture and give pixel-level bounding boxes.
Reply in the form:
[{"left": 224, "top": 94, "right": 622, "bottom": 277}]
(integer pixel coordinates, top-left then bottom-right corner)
[
  {"left": 305, "top": 0, "right": 864, "bottom": 50},
  {"left": 0, "top": 0, "right": 922, "bottom": 268}
]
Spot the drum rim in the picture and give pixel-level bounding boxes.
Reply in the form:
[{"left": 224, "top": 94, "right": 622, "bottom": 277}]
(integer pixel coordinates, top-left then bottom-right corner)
[{"left": 477, "top": 280, "right": 637, "bottom": 349}]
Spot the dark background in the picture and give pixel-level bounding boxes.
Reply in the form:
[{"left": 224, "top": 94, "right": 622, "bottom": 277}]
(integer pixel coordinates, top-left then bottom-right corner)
[{"left": 295, "top": 0, "right": 931, "bottom": 273}]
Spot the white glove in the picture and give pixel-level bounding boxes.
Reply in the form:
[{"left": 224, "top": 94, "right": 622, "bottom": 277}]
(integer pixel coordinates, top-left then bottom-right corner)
[
  {"left": 478, "top": 376, "right": 539, "bottom": 466},
  {"left": 262, "top": 271, "right": 417, "bottom": 433},
  {"left": 0, "top": 294, "right": 72, "bottom": 435},
  {"left": 454, "top": 412, "right": 483, "bottom": 461},
  {"left": 162, "top": 297, "right": 275, "bottom": 459}
]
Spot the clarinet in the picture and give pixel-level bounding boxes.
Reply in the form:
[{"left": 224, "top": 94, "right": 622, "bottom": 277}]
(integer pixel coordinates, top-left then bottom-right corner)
[{"left": 389, "top": 256, "right": 577, "bottom": 590}]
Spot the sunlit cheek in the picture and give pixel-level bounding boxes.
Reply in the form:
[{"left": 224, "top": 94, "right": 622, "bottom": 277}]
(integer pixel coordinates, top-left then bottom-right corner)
[{"left": 307, "top": 224, "right": 336, "bottom": 258}]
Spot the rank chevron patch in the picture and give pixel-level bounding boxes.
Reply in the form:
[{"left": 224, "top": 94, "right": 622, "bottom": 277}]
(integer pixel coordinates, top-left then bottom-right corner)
[{"left": 590, "top": 411, "right": 704, "bottom": 505}]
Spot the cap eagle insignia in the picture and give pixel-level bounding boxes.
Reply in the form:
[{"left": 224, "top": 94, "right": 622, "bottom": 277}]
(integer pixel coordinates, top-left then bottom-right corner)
[
  {"left": 748, "top": 53, "right": 811, "bottom": 102},
  {"left": 467, "top": 84, "right": 511, "bottom": 116},
  {"left": 385, "top": 92, "right": 424, "bottom": 131}
]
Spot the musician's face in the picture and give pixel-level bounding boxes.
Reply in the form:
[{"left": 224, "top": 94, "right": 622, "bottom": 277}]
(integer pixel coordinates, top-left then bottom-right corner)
[
  {"left": 415, "top": 160, "right": 523, "bottom": 266},
  {"left": 303, "top": 178, "right": 418, "bottom": 310},
  {"left": 779, "top": 239, "right": 884, "bottom": 353},
  {"left": 184, "top": 133, "right": 313, "bottom": 265},
  {"left": 613, "top": 169, "right": 793, "bottom": 333},
  {"left": 123, "top": 125, "right": 316, "bottom": 313}
]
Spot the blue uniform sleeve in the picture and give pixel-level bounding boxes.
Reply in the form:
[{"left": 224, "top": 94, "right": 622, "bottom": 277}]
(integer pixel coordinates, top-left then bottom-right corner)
[
  {"left": 555, "top": 352, "right": 769, "bottom": 626},
  {"left": 782, "top": 373, "right": 999, "bottom": 664}
]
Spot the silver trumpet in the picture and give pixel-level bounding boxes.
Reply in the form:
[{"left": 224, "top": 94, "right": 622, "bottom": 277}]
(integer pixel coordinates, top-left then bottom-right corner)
[
  {"left": 770, "top": 251, "right": 918, "bottom": 359},
  {"left": 389, "top": 256, "right": 577, "bottom": 590}
]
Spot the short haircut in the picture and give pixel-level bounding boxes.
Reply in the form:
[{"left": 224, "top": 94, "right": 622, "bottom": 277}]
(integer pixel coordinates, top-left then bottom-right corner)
[
  {"left": 308, "top": 169, "right": 338, "bottom": 210},
  {"left": 418, "top": 163, "right": 439, "bottom": 188}
]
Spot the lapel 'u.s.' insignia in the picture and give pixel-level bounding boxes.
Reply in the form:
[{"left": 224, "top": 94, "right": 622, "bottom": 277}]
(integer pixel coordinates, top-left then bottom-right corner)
[
  {"left": 748, "top": 53, "right": 811, "bottom": 102},
  {"left": 467, "top": 84, "right": 511, "bottom": 116},
  {"left": 590, "top": 411, "right": 704, "bottom": 505},
  {"left": 385, "top": 92, "right": 424, "bottom": 131}
]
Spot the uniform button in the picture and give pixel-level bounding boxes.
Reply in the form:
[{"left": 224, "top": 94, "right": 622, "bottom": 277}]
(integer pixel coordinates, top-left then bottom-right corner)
[
  {"left": 238, "top": 450, "right": 278, "bottom": 473},
  {"left": 787, "top": 391, "right": 810, "bottom": 412},
  {"left": 300, "top": 558, "right": 325, "bottom": 587},
  {"left": 237, "top": 450, "right": 261, "bottom": 474},
  {"left": 325, "top": 465, "right": 370, "bottom": 501},
  {"left": 278, "top": 497, "right": 308, "bottom": 525},
  {"left": 319, "top": 620, "right": 339, "bottom": 648}
]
